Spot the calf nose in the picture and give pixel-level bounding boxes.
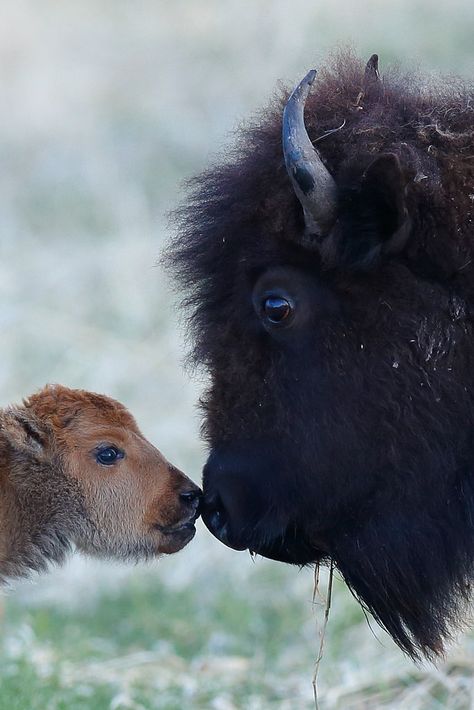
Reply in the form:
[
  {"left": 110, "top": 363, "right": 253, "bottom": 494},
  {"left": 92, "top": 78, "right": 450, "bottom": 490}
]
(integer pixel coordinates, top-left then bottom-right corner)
[{"left": 180, "top": 488, "right": 202, "bottom": 505}]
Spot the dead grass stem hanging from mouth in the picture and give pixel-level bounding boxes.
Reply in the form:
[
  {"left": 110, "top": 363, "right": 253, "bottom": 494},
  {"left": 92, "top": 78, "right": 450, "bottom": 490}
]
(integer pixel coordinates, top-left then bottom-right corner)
[{"left": 312, "top": 560, "right": 334, "bottom": 709}]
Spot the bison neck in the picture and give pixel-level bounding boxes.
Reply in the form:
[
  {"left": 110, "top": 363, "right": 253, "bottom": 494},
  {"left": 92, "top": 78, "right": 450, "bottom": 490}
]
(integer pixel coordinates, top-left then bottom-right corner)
[{"left": 0, "top": 459, "right": 72, "bottom": 581}]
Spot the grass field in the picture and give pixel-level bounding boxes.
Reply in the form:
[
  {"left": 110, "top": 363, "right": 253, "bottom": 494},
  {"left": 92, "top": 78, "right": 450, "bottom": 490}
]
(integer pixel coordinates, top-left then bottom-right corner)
[{"left": 1, "top": 2, "right": 474, "bottom": 708}]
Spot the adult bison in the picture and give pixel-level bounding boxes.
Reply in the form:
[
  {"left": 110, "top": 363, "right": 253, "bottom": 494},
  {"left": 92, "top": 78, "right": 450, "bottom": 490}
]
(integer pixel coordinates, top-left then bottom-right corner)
[{"left": 168, "top": 53, "right": 474, "bottom": 659}]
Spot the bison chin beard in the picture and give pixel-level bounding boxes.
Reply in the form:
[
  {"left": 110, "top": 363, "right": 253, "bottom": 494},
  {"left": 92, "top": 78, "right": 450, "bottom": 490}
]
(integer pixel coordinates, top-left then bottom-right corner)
[
  {"left": 331, "top": 469, "right": 474, "bottom": 661},
  {"left": 251, "top": 481, "right": 474, "bottom": 661},
  {"left": 248, "top": 530, "right": 327, "bottom": 565},
  {"left": 203, "top": 456, "right": 474, "bottom": 661},
  {"left": 202, "top": 443, "right": 474, "bottom": 659}
]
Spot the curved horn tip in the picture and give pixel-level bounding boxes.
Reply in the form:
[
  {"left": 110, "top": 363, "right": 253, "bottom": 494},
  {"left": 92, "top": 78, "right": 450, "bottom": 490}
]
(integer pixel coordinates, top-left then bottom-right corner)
[
  {"left": 282, "top": 68, "right": 337, "bottom": 240},
  {"left": 365, "top": 54, "right": 380, "bottom": 75},
  {"left": 367, "top": 53, "right": 379, "bottom": 68},
  {"left": 287, "top": 69, "right": 318, "bottom": 106}
]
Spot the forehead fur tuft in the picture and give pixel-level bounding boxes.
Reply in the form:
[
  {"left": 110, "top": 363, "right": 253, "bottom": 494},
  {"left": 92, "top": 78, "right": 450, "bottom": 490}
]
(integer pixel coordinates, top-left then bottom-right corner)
[{"left": 23, "top": 385, "right": 137, "bottom": 431}]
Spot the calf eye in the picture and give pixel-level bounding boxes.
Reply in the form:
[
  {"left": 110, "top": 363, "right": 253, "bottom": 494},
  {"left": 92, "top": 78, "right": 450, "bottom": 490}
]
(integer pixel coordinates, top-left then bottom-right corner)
[
  {"left": 96, "top": 446, "right": 125, "bottom": 466},
  {"left": 262, "top": 296, "right": 293, "bottom": 324}
]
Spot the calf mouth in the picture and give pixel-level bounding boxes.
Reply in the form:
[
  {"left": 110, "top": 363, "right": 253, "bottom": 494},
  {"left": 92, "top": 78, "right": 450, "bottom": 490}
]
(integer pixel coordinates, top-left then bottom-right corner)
[
  {"left": 155, "top": 520, "right": 196, "bottom": 536},
  {"left": 154, "top": 507, "right": 200, "bottom": 542},
  {"left": 152, "top": 520, "right": 197, "bottom": 554}
]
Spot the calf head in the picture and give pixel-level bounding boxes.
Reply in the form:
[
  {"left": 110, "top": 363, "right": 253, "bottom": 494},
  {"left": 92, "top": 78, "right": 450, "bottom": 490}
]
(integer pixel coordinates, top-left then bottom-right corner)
[{"left": 2, "top": 384, "right": 200, "bottom": 574}]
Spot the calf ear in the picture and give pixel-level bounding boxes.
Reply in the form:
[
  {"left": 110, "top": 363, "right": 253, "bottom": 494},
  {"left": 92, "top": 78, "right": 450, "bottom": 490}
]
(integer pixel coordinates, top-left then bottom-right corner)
[
  {"left": 3, "top": 408, "right": 48, "bottom": 458},
  {"left": 361, "top": 153, "right": 411, "bottom": 254}
]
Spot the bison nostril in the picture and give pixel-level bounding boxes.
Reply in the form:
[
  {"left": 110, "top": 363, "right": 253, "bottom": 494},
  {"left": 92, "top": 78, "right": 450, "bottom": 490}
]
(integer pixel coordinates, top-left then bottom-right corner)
[
  {"left": 180, "top": 489, "right": 201, "bottom": 505},
  {"left": 202, "top": 498, "right": 248, "bottom": 551}
]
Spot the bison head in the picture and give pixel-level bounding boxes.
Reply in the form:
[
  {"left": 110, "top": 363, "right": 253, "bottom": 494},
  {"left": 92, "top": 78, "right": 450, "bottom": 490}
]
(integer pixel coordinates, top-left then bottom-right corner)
[{"left": 168, "top": 53, "right": 474, "bottom": 659}]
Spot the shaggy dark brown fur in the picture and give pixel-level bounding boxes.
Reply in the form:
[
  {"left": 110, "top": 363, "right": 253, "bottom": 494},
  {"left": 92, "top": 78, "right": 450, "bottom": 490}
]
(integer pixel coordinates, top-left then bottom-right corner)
[
  {"left": 167, "top": 51, "right": 474, "bottom": 660},
  {"left": 0, "top": 385, "right": 200, "bottom": 581}
]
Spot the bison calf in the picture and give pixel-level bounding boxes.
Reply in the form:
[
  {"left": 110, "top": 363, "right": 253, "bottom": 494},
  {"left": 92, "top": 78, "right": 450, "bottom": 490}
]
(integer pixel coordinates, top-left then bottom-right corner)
[{"left": 0, "top": 384, "right": 200, "bottom": 581}]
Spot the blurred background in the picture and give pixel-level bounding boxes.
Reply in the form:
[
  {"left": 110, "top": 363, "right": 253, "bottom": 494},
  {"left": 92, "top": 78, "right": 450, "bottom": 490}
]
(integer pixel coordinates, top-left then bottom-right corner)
[{"left": 0, "top": 1, "right": 473, "bottom": 708}]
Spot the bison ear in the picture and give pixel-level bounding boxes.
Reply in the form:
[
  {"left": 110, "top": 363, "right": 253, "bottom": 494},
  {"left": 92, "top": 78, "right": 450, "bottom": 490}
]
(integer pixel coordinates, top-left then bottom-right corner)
[
  {"left": 3, "top": 408, "right": 48, "bottom": 458},
  {"left": 361, "top": 152, "right": 411, "bottom": 254}
]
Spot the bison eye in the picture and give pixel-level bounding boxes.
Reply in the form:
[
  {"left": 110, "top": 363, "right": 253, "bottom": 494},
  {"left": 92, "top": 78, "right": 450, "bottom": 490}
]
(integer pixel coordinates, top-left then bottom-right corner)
[
  {"left": 262, "top": 295, "right": 293, "bottom": 324},
  {"left": 95, "top": 446, "right": 125, "bottom": 466}
]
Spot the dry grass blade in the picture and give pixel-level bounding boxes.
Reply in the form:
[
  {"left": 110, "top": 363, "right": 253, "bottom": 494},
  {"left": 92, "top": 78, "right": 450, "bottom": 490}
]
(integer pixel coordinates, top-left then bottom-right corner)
[{"left": 312, "top": 560, "right": 334, "bottom": 709}]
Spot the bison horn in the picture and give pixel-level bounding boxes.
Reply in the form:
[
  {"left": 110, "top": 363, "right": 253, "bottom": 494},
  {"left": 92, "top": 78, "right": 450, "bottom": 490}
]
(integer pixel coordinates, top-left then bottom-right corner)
[
  {"left": 364, "top": 53, "right": 380, "bottom": 85},
  {"left": 282, "top": 70, "right": 337, "bottom": 241},
  {"left": 363, "top": 53, "right": 383, "bottom": 100}
]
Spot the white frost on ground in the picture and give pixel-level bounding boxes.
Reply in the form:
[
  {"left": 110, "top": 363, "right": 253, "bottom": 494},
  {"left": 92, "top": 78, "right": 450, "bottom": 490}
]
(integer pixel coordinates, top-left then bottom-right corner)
[{"left": 1, "top": 2, "right": 474, "bottom": 708}]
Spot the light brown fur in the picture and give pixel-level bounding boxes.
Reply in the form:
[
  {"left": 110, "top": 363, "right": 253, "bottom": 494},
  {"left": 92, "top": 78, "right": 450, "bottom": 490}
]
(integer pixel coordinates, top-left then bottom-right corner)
[{"left": 0, "top": 384, "right": 200, "bottom": 581}]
